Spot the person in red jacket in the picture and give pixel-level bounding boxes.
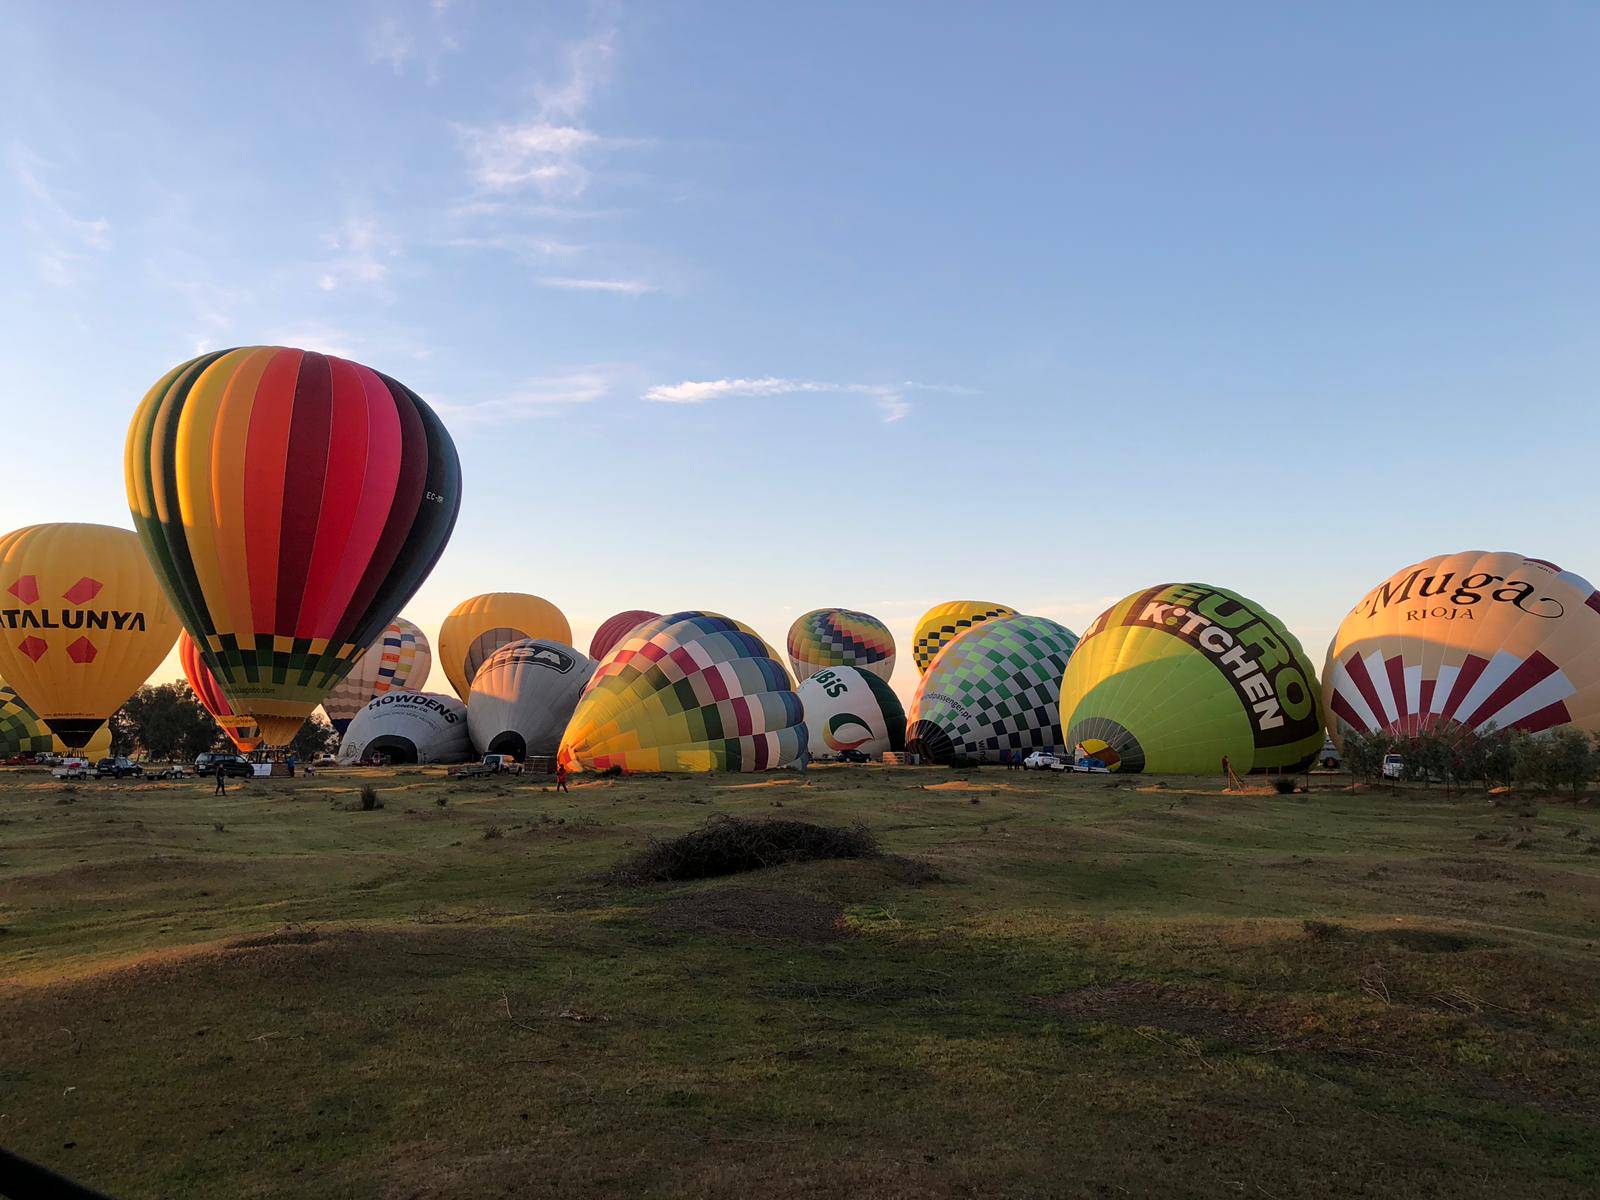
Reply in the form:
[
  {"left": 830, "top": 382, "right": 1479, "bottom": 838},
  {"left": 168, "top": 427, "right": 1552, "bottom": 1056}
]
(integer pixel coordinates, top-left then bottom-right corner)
[{"left": 555, "top": 761, "right": 570, "bottom": 793}]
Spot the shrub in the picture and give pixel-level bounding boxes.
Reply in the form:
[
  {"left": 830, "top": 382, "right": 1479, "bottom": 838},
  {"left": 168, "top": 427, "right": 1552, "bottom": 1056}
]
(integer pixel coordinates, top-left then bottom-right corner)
[
  {"left": 483, "top": 824, "right": 503, "bottom": 840},
  {"left": 610, "top": 815, "right": 880, "bottom": 884},
  {"left": 1272, "top": 776, "right": 1296, "bottom": 795},
  {"left": 1302, "top": 919, "right": 1343, "bottom": 941},
  {"left": 359, "top": 784, "right": 382, "bottom": 811}
]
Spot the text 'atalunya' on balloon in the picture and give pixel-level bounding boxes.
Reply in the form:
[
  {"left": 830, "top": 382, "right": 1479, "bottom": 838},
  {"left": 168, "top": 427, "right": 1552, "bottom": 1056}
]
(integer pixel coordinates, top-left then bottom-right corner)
[
  {"left": 1323, "top": 552, "right": 1600, "bottom": 742},
  {"left": 558, "top": 612, "right": 805, "bottom": 773},
  {"left": 322, "top": 617, "right": 432, "bottom": 733},
  {"left": 1060, "top": 583, "right": 1323, "bottom": 774},
  {"left": 0, "top": 523, "right": 181, "bottom": 747},
  {"left": 797, "top": 666, "right": 906, "bottom": 758},
  {"left": 787, "top": 608, "right": 896, "bottom": 683},
  {"left": 179, "top": 631, "right": 261, "bottom": 752},
  {"left": 466, "top": 638, "right": 595, "bottom": 760},
  {"left": 337, "top": 691, "right": 470, "bottom": 765},
  {"left": 905, "top": 614, "right": 1078, "bottom": 764},
  {"left": 438, "top": 593, "right": 571, "bottom": 701},
  {"left": 912, "top": 600, "right": 1016, "bottom": 675},
  {"left": 126, "top": 347, "right": 461, "bottom": 749},
  {"left": 589, "top": 610, "right": 659, "bottom": 663}
]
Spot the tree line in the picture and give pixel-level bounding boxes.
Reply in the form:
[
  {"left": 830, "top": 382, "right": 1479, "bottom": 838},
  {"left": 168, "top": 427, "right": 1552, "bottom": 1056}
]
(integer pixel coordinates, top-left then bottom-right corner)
[
  {"left": 107, "top": 682, "right": 339, "bottom": 762},
  {"left": 1340, "top": 725, "right": 1596, "bottom": 798}
]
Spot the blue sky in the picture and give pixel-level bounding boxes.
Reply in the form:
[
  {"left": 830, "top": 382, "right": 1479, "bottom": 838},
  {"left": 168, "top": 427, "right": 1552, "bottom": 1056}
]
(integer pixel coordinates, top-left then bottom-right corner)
[{"left": 3, "top": 1, "right": 1596, "bottom": 704}]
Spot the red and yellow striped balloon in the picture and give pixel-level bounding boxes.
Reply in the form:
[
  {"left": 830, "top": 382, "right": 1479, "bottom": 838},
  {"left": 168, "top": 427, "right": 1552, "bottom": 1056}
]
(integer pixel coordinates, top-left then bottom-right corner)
[
  {"left": 178, "top": 631, "right": 261, "bottom": 753},
  {"left": 126, "top": 347, "right": 462, "bottom": 747}
]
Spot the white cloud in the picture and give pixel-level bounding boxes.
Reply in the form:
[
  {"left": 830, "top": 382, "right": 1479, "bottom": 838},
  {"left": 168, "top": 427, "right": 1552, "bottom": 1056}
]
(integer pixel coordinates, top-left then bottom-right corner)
[
  {"left": 538, "top": 276, "right": 655, "bottom": 295},
  {"left": 365, "top": 1, "right": 459, "bottom": 81},
  {"left": 366, "top": 15, "right": 413, "bottom": 72},
  {"left": 317, "top": 215, "right": 398, "bottom": 292},
  {"left": 9, "top": 146, "right": 111, "bottom": 287},
  {"left": 433, "top": 371, "right": 613, "bottom": 422},
  {"left": 457, "top": 122, "right": 602, "bottom": 196},
  {"left": 641, "top": 377, "right": 966, "bottom": 423},
  {"left": 262, "top": 323, "right": 360, "bottom": 360},
  {"left": 534, "top": 29, "right": 615, "bottom": 121}
]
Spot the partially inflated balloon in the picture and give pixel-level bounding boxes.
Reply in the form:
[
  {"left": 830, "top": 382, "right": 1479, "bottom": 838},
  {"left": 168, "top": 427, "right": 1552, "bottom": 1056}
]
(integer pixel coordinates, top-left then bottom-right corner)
[
  {"left": 178, "top": 631, "right": 261, "bottom": 752},
  {"left": 906, "top": 615, "right": 1078, "bottom": 764},
  {"left": 1324, "top": 552, "right": 1600, "bottom": 742},
  {"left": 321, "top": 617, "right": 431, "bottom": 733},
  {"left": 589, "top": 610, "right": 659, "bottom": 662},
  {"left": 788, "top": 608, "right": 896, "bottom": 683},
  {"left": 559, "top": 612, "right": 805, "bottom": 773},
  {"left": 0, "top": 524, "right": 181, "bottom": 747},
  {"left": 1059, "top": 583, "right": 1323, "bottom": 774},
  {"left": 125, "top": 348, "right": 461, "bottom": 748},
  {"left": 467, "top": 638, "right": 596, "bottom": 759},
  {"left": 439, "top": 593, "right": 571, "bottom": 701},
  {"left": 798, "top": 666, "right": 905, "bottom": 758},
  {"left": 0, "top": 681, "right": 112, "bottom": 760},
  {"left": 336, "top": 691, "right": 470, "bottom": 765},
  {"left": 912, "top": 601, "right": 1015, "bottom": 675}
]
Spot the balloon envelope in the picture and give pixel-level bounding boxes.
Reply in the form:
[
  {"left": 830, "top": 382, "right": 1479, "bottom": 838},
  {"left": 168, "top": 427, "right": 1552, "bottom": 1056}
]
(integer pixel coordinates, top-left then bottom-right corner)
[
  {"left": 798, "top": 666, "right": 905, "bottom": 758},
  {"left": 438, "top": 593, "right": 571, "bottom": 701},
  {"left": 1323, "top": 552, "right": 1600, "bottom": 742},
  {"left": 321, "top": 617, "right": 432, "bottom": 733},
  {"left": 787, "top": 608, "right": 895, "bottom": 683},
  {"left": 906, "top": 615, "right": 1078, "bottom": 764},
  {"left": 125, "top": 347, "right": 461, "bottom": 748},
  {"left": 589, "top": 610, "right": 660, "bottom": 662},
  {"left": 1059, "top": 583, "right": 1323, "bottom": 774},
  {"left": 467, "top": 638, "right": 595, "bottom": 759},
  {"left": 0, "top": 523, "right": 181, "bottom": 747},
  {"left": 337, "top": 691, "right": 470, "bottom": 765},
  {"left": 178, "top": 631, "right": 261, "bottom": 752},
  {"left": 912, "top": 601, "right": 1015, "bottom": 675},
  {"left": 558, "top": 612, "right": 805, "bottom": 773}
]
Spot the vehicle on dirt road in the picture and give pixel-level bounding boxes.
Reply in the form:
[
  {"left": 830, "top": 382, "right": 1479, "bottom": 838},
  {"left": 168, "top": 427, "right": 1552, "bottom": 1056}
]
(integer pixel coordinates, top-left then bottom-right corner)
[
  {"left": 196, "top": 752, "right": 254, "bottom": 778},
  {"left": 51, "top": 757, "right": 91, "bottom": 779},
  {"left": 1024, "top": 751, "right": 1068, "bottom": 771},
  {"left": 450, "top": 753, "right": 524, "bottom": 778},
  {"left": 1382, "top": 753, "right": 1405, "bottom": 780},
  {"left": 94, "top": 757, "right": 145, "bottom": 779}
]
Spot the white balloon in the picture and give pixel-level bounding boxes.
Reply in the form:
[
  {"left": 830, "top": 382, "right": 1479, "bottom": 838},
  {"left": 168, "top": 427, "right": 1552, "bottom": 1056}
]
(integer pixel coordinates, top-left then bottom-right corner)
[
  {"left": 467, "top": 639, "right": 596, "bottom": 759},
  {"left": 337, "top": 691, "right": 471, "bottom": 765}
]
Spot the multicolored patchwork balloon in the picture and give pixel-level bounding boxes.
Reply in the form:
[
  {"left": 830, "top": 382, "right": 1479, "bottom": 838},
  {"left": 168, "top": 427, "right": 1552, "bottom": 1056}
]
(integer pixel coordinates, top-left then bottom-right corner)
[
  {"left": 589, "top": 610, "right": 660, "bottom": 663},
  {"left": 558, "top": 611, "right": 805, "bottom": 773},
  {"left": 438, "top": 593, "right": 571, "bottom": 701},
  {"left": 787, "top": 608, "right": 895, "bottom": 683},
  {"left": 125, "top": 347, "right": 461, "bottom": 748},
  {"left": 1060, "top": 583, "right": 1323, "bottom": 773},
  {"left": 0, "top": 681, "right": 111, "bottom": 758},
  {"left": 911, "top": 600, "right": 1015, "bottom": 675},
  {"left": 1324, "top": 552, "right": 1600, "bottom": 742},
  {"left": 178, "top": 631, "right": 261, "bottom": 752},
  {"left": 906, "top": 614, "right": 1078, "bottom": 764},
  {"left": 321, "top": 616, "right": 432, "bottom": 733},
  {"left": 797, "top": 665, "right": 905, "bottom": 758},
  {"left": 0, "top": 523, "right": 182, "bottom": 748}
]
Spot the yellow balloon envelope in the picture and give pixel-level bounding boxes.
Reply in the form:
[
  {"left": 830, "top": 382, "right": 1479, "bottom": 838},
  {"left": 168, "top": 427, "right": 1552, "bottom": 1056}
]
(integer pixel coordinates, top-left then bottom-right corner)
[
  {"left": 911, "top": 600, "right": 1015, "bottom": 674},
  {"left": 0, "top": 523, "right": 180, "bottom": 748},
  {"left": 438, "top": 593, "right": 571, "bottom": 700}
]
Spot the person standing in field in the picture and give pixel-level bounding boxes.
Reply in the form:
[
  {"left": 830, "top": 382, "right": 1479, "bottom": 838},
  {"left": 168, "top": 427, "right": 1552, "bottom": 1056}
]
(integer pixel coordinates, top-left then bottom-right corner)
[
  {"left": 555, "top": 761, "right": 569, "bottom": 793},
  {"left": 214, "top": 763, "right": 227, "bottom": 795}
]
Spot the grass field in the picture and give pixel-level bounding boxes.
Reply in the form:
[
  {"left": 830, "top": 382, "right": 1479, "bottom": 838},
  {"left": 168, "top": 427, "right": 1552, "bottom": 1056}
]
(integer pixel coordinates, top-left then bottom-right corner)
[{"left": 2, "top": 763, "right": 1598, "bottom": 1198}]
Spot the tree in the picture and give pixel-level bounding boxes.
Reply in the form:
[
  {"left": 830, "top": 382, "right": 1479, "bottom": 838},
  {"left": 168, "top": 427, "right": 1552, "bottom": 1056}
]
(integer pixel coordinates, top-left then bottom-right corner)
[
  {"left": 1342, "top": 729, "right": 1388, "bottom": 785},
  {"left": 1480, "top": 726, "right": 1516, "bottom": 791},
  {"left": 112, "top": 683, "right": 228, "bottom": 761},
  {"left": 289, "top": 713, "right": 339, "bottom": 761},
  {"left": 1515, "top": 728, "right": 1594, "bottom": 798}
]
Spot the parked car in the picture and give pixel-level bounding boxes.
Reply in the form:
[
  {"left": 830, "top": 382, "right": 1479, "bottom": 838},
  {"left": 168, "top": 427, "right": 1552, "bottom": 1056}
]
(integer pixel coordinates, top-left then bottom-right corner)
[
  {"left": 1382, "top": 753, "right": 1405, "bottom": 780},
  {"left": 1, "top": 754, "right": 29, "bottom": 766},
  {"left": 835, "top": 748, "right": 871, "bottom": 763},
  {"left": 51, "top": 757, "right": 91, "bottom": 779},
  {"left": 449, "top": 753, "right": 524, "bottom": 778},
  {"left": 1024, "top": 751, "right": 1068, "bottom": 771},
  {"left": 195, "top": 752, "right": 254, "bottom": 778},
  {"left": 93, "top": 757, "right": 144, "bottom": 779},
  {"left": 1318, "top": 738, "right": 1342, "bottom": 770}
]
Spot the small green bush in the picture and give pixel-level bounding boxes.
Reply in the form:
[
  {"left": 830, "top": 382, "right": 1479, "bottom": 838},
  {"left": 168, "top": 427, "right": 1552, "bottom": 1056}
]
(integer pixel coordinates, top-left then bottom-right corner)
[
  {"left": 610, "top": 814, "right": 880, "bottom": 884},
  {"left": 1272, "top": 776, "right": 1296, "bottom": 795},
  {"left": 360, "top": 784, "right": 382, "bottom": 811}
]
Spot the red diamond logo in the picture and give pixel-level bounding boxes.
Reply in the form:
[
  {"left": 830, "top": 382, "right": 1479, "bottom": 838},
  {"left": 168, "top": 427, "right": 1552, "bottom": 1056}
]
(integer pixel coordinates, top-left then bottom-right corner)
[
  {"left": 67, "top": 637, "right": 97, "bottom": 664},
  {"left": 17, "top": 636, "right": 47, "bottom": 661},
  {"left": 63, "top": 577, "right": 103, "bottom": 606},
  {"left": 7, "top": 576, "right": 38, "bottom": 604}
]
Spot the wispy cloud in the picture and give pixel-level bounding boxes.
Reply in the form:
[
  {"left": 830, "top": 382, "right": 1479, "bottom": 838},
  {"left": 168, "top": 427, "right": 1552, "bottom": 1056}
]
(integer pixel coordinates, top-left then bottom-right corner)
[
  {"left": 9, "top": 145, "right": 110, "bottom": 287},
  {"left": 641, "top": 377, "right": 969, "bottom": 423},
  {"left": 365, "top": 1, "right": 460, "bottom": 81},
  {"left": 317, "top": 215, "right": 399, "bottom": 292},
  {"left": 538, "top": 276, "right": 655, "bottom": 295},
  {"left": 433, "top": 370, "right": 614, "bottom": 422},
  {"left": 457, "top": 122, "right": 603, "bottom": 196}
]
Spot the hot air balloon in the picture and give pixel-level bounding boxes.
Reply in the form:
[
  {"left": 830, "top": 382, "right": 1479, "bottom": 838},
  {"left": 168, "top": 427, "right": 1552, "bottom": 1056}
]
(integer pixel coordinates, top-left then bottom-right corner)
[
  {"left": 787, "top": 608, "right": 896, "bottom": 683},
  {"left": 467, "top": 638, "right": 596, "bottom": 760},
  {"left": 0, "top": 523, "right": 182, "bottom": 748},
  {"left": 558, "top": 612, "right": 806, "bottom": 773},
  {"left": 589, "top": 610, "right": 659, "bottom": 662},
  {"left": 125, "top": 347, "right": 461, "bottom": 749},
  {"left": 321, "top": 617, "right": 432, "bottom": 734},
  {"left": 912, "top": 601, "right": 1016, "bottom": 675},
  {"left": 438, "top": 593, "right": 571, "bottom": 701},
  {"left": 1323, "top": 552, "right": 1600, "bottom": 742},
  {"left": 1, "top": 682, "right": 115, "bottom": 760},
  {"left": 336, "top": 691, "right": 470, "bottom": 765},
  {"left": 178, "top": 631, "right": 261, "bottom": 752},
  {"left": 1059, "top": 583, "right": 1323, "bottom": 774},
  {"left": 797, "top": 666, "right": 905, "bottom": 759},
  {"left": 906, "top": 615, "right": 1078, "bottom": 764}
]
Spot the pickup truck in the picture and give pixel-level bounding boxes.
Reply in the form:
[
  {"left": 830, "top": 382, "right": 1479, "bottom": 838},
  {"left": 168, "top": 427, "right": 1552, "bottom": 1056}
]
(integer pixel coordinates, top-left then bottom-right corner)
[
  {"left": 449, "top": 754, "right": 524, "bottom": 778},
  {"left": 1023, "top": 751, "right": 1068, "bottom": 771},
  {"left": 52, "top": 757, "right": 91, "bottom": 779}
]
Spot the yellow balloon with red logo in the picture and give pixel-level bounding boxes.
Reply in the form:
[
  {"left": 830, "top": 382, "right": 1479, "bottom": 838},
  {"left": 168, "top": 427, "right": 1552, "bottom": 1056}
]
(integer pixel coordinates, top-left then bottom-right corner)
[{"left": 0, "top": 523, "right": 181, "bottom": 748}]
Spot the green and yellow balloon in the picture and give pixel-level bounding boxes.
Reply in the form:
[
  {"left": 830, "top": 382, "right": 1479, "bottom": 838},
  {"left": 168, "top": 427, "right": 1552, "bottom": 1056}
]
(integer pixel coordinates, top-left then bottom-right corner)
[{"left": 1059, "top": 583, "right": 1323, "bottom": 774}]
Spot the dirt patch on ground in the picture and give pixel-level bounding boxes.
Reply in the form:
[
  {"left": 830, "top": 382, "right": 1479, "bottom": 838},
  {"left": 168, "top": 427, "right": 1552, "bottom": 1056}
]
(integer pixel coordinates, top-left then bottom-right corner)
[
  {"left": 1034, "top": 980, "right": 1269, "bottom": 1043},
  {"left": 228, "top": 927, "right": 322, "bottom": 950},
  {"left": 648, "top": 887, "right": 849, "bottom": 944}
]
